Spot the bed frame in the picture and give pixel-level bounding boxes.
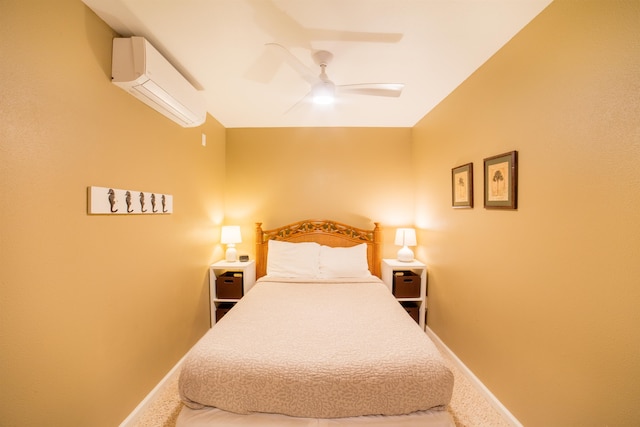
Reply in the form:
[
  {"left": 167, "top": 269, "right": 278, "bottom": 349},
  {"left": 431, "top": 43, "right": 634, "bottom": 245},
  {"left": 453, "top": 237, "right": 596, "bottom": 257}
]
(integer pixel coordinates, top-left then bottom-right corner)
[
  {"left": 178, "top": 220, "right": 457, "bottom": 427},
  {"left": 255, "top": 219, "right": 382, "bottom": 278}
]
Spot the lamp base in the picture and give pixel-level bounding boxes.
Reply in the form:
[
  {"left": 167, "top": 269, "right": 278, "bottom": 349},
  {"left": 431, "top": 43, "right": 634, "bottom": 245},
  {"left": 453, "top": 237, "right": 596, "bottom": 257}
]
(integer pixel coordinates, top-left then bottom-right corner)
[
  {"left": 397, "top": 246, "right": 414, "bottom": 262},
  {"left": 225, "top": 246, "right": 238, "bottom": 262}
]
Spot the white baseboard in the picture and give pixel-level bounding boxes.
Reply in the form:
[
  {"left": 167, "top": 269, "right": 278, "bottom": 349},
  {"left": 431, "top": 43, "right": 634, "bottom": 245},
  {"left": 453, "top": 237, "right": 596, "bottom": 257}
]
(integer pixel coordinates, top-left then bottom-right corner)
[
  {"left": 118, "top": 353, "right": 186, "bottom": 427},
  {"left": 119, "top": 330, "right": 214, "bottom": 426},
  {"left": 426, "top": 327, "right": 523, "bottom": 427}
]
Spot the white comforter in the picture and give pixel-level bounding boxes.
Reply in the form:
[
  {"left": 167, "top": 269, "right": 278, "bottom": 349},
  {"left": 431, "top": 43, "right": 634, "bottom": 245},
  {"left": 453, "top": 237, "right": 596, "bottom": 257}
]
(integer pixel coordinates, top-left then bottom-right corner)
[{"left": 179, "top": 277, "right": 453, "bottom": 418}]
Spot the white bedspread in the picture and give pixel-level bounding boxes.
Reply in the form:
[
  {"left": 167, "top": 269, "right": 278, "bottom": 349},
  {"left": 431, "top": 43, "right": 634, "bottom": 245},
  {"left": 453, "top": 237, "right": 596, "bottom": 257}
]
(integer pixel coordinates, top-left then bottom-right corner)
[{"left": 179, "top": 277, "right": 453, "bottom": 419}]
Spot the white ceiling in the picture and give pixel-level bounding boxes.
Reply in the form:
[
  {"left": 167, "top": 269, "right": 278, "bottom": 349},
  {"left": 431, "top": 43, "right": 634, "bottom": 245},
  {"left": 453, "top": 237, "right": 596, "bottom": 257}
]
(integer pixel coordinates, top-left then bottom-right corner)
[{"left": 82, "top": 0, "right": 552, "bottom": 128}]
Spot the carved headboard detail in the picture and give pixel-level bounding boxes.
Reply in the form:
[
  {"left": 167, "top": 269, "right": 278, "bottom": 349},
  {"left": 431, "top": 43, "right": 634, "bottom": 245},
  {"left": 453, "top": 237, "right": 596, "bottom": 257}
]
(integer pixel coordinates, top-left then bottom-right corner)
[{"left": 255, "top": 220, "right": 382, "bottom": 279}]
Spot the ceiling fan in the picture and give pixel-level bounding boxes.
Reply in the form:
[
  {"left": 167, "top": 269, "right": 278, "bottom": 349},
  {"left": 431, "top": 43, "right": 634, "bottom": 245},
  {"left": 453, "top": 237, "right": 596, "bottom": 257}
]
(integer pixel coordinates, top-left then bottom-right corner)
[{"left": 266, "top": 43, "right": 404, "bottom": 110}]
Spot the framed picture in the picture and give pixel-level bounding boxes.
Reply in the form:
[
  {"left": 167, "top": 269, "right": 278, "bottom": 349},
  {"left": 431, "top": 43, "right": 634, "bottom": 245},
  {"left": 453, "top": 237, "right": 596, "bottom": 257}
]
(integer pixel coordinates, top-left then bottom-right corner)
[
  {"left": 451, "top": 163, "right": 473, "bottom": 208},
  {"left": 484, "top": 151, "right": 518, "bottom": 209}
]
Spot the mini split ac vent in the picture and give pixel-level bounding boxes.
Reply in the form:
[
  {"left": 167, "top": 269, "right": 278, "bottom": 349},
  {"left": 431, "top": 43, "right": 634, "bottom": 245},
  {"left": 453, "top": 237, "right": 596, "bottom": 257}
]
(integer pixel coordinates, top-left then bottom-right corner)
[{"left": 111, "top": 37, "right": 206, "bottom": 128}]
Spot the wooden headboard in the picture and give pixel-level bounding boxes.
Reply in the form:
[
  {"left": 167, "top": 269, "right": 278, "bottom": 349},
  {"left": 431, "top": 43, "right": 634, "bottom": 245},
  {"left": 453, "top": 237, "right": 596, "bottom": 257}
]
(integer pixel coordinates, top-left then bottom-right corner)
[{"left": 255, "top": 220, "right": 382, "bottom": 279}]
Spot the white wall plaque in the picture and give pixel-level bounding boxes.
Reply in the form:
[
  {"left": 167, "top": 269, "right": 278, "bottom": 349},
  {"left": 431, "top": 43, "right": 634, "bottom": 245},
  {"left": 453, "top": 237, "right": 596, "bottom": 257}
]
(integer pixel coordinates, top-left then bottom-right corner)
[{"left": 88, "top": 186, "right": 173, "bottom": 215}]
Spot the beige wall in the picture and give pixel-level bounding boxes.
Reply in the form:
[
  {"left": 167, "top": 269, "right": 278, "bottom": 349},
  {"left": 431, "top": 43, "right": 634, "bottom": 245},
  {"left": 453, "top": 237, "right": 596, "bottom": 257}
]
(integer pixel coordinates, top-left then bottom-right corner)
[
  {"left": 0, "top": 1, "right": 225, "bottom": 425},
  {"left": 413, "top": 1, "right": 640, "bottom": 425},
  {"left": 3, "top": 0, "right": 639, "bottom": 426},
  {"left": 225, "top": 127, "right": 414, "bottom": 258}
]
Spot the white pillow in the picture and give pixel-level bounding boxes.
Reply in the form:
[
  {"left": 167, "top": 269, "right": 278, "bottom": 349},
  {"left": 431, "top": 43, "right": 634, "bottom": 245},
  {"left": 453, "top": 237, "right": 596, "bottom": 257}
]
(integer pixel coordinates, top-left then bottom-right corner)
[
  {"left": 266, "top": 240, "right": 321, "bottom": 278},
  {"left": 319, "top": 243, "right": 371, "bottom": 278}
]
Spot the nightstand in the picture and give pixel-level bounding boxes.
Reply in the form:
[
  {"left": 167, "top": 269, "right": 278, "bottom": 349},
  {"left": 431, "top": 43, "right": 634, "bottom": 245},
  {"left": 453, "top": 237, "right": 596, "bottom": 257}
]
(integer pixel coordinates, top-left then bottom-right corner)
[
  {"left": 209, "top": 260, "right": 256, "bottom": 327},
  {"left": 381, "top": 259, "right": 427, "bottom": 329}
]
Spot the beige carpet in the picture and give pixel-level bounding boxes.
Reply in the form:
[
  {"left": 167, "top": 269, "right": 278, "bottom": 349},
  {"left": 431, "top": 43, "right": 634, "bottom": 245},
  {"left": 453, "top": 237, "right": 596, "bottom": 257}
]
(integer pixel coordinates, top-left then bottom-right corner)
[
  {"left": 433, "top": 339, "right": 512, "bottom": 427},
  {"left": 134, "top": 340, "right": 512, "bottom": 427}
]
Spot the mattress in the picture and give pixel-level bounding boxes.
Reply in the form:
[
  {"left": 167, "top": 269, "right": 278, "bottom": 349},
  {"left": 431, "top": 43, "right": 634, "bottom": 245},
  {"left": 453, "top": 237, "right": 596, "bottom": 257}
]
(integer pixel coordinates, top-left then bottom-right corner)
[{"left": 179, "top": 277, "right": 453, "bottom": 419}]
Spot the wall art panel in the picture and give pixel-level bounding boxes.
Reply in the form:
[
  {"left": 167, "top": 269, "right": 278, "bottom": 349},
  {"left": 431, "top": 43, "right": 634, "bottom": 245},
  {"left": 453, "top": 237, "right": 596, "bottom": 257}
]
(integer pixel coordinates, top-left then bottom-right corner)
[{"left": 88, "top": 186, "right": 173, "bottom": 215}]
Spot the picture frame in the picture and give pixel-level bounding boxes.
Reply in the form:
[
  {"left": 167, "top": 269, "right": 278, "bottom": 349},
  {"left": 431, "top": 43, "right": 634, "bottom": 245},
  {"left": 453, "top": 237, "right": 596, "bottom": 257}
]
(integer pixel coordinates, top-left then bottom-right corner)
[
  {"left": 451, "top": 163, "right": 474, "bottom": 208},
  {"left": 483, "top": 151, "right": 518, "bottom": 209}
]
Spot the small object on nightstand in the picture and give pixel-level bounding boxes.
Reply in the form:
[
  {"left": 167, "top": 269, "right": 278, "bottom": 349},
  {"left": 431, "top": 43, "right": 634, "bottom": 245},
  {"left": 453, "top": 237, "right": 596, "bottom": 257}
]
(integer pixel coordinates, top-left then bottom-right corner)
[{"left": 239, "top": 255, "right": 249, "bottom": 262}]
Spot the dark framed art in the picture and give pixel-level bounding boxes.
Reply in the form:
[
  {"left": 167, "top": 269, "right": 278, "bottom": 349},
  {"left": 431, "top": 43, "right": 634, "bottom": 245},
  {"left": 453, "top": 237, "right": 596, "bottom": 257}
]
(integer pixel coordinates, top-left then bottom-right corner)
[
  {"left": 484, "top": 151, "right": 518, "bottom": 209},
  {"left": 451, "top": 163, "right": 473, "bottom": 208}
]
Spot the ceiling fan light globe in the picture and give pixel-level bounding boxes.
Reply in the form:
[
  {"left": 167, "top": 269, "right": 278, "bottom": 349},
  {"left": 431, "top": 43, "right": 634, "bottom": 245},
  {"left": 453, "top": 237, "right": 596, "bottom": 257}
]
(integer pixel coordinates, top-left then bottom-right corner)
[
  {"left": 313, "top": 94, "right": 334, "bottom": 105},
  {"left": 312, "top": 81, "right": 335, "bottom": 105}
]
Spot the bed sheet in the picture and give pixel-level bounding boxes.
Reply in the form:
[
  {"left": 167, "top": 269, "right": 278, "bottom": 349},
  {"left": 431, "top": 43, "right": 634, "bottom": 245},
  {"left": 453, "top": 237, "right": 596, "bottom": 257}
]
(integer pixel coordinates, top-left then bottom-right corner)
[{"left": 176, "top": 405, "right": 455, "bottom": 427}]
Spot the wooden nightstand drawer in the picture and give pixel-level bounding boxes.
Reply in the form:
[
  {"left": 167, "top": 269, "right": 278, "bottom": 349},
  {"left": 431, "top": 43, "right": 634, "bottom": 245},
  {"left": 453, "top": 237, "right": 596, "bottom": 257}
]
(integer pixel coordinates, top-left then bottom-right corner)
[
  {"left": 216, "top": 272, "right": 243, "bottom": 299},
  {"left": 216, "top": 302, "right": 235, "bottom": 321},
  {"left": 400, "top": 301, "right": 420, "bottom": 323},
  {"left": 393, "top": 271, "right": 420, "bottom": 297}
]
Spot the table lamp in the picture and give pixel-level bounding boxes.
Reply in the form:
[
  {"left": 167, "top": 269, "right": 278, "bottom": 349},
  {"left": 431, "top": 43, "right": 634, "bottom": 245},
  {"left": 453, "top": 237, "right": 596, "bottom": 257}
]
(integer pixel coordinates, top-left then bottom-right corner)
[
  {"left": 221, "top": 226, "right": 242, "bottom": 262},
  {"left": 395, "top": 228, "right": 417, "bottom": 262}
]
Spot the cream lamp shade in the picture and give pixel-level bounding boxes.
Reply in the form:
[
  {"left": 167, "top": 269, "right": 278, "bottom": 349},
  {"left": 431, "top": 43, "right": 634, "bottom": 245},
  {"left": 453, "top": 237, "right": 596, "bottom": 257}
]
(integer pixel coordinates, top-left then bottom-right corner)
[
  {"left": 395, "top": 228, "right": 417, "bottom": 262},
  {"left": 221, "top": 226, "right": 242, "bottom": 262}
]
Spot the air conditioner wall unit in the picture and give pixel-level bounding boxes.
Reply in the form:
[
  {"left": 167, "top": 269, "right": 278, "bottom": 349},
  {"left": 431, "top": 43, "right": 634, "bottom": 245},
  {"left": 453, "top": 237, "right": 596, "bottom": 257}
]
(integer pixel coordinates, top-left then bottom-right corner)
[{"left": 112, "top": 37, "right": 206, "bottom": 128}]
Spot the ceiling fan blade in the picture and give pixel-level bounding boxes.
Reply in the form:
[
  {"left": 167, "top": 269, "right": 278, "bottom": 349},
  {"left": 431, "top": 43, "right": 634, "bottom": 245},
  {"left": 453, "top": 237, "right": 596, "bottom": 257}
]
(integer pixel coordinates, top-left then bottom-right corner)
[
  {"left": 265, "top": 43, "right": 319, "bottom": 85},
  {"left": 337, "top": 83, "right": 404, "bottom": 97},
  {"left": 284, "top": 90, "right": 313, "bottom": 114}
]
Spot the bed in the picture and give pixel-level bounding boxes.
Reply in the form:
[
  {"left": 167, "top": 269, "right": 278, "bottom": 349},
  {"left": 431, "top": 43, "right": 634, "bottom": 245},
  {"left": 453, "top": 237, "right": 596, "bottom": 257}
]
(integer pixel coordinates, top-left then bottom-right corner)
[{"left": 177, "top": 220, "right": 454, "bottom": 426}]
